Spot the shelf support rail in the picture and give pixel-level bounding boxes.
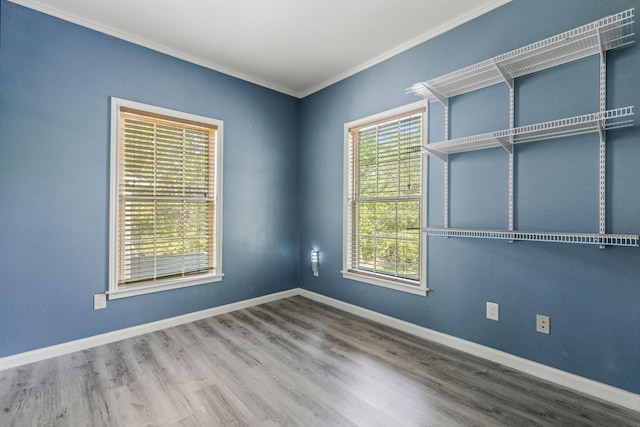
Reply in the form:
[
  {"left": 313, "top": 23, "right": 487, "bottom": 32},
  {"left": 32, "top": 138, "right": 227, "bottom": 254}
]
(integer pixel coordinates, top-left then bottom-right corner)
[
  {"left": 494, "top": 61, "right": 516, "bottom": 237},
  {"left": 413, "top": 83, "right": 451, "bottom": 229},
  {"left": 444, "top": 97, "right": 449, "bottom": 229},
  {"left": 444, "top": 152, "right": 449, "bottom": 229},
  {"left": 507, "top": 83, "right": 515, "bottom": 236},
  {"left": 597, "top": 27, "right": 607, "bottom": 248}
]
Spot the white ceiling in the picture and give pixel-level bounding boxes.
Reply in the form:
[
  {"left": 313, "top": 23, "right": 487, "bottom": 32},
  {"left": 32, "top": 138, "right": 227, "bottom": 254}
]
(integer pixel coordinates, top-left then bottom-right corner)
[{"left": 10, "top": 0, "right": 510, "bottom": 98}]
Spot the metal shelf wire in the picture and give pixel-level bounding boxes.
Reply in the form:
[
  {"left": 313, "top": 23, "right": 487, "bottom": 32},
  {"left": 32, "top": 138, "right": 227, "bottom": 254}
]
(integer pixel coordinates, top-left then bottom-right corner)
[
  {"left": 410, "top": 8, "right": 638, "bottom": 249},
  {"left": 409, "top": 9, "right": 635, "bottom": 101},
  {"left": 425, "top": 227, "right": 639, "bottom": 247},
  {"left": 425, "top": 107, "right": 634, "bottom": 157}
]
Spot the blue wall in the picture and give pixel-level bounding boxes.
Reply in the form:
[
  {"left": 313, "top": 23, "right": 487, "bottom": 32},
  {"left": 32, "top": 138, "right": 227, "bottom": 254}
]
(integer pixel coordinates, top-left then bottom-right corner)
[
  {"left": 1, "top": 0, "right": 639, "bottom": 396},
  {"left": 0, "top": 1, "right": 300, "bottom": 356},
  {"left": 299, "top": 0, "right": 640, "bottom": 393}
]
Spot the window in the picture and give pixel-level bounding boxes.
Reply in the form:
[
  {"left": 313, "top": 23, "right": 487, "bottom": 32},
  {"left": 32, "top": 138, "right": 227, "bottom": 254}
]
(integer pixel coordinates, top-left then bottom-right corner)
[
  {"left": 343, "top": 101, "right": 427, "bottom": 295},
  {"left": 109, "top": 98, "right": 223, "bottom": 299}
]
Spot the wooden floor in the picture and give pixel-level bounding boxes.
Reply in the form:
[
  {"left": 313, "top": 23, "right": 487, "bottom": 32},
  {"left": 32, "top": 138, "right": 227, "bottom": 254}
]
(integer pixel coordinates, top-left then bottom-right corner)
[{"left": 1, "top": 296, "right": 639, "bottom": 426}]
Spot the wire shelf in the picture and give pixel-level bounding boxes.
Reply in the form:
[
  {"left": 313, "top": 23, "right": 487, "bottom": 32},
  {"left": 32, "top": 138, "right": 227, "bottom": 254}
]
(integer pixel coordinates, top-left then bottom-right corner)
[
  {"left": 425, "top": 227, "right": 639, "bottom": 247},
  {"left": 424, "top": 107, "right": 634, "bottom": 156},
  {"left": 408, "top": 9, "right": 635, "bottom": 101},
  {"left": 413, "top": 9, "right": 638, "bottom": 249}
]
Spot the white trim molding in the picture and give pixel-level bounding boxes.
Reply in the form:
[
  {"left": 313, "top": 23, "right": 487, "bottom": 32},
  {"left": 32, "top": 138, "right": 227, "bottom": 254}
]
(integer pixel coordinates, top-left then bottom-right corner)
[
  {"left": 7, "top": 0, "right": 298, "bottom": 97},
  {"left": 1, "top": 287, "right": 638, "bottom": 413},
  {"left": 342, "top": 270, "right": 427, "bottom": 296},
  {"left": 297, "top": 289, "right": 640, "bottom": 413},
  {"left": 343, "top": 100, "right": 429, "bottom": 296},
  {"left": 0, "top": 289, "right": 298, "bottom": 372},
  {"left": 7, "top": 0, "right": 511, "bottom": 99},
  {"left": 299, "top": 0, "right": 512, "bottom": 97},
  {"left": 108, "top": 97, "right": 224, "bottom": 299}
]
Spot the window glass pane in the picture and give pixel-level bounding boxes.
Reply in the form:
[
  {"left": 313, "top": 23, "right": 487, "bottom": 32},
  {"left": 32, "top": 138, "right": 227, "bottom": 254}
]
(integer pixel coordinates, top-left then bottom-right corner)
[
  {"left": 356, "top": 235, "right": 375, "bottom": 272},
  {"left": 352, "top": 200, "right": 420, "bottom": 281},
  {"left": 348, "top": 112, "right": 422, "bottom": 284},
  {"left": 118, "top": 109, "right": 216, "bottom": 288}
]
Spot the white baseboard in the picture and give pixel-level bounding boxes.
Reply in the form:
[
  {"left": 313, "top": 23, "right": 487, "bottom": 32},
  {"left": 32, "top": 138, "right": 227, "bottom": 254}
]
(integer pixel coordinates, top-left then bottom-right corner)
[
  {"left": 0, "top": 288, "right": 298, "bottom": 372},
  {"left": 1, "top": 287, "right": 638, "bottom": 413},
  {"left": 298, "top": 289, "right": 640, "bottom": 413}
]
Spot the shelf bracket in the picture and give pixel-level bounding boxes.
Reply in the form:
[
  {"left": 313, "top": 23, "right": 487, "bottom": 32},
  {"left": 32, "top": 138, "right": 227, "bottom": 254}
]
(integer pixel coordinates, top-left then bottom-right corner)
[
  {"left": 423, "top": 84, "right": 449, "bottom": 107},
  {"left": 427, "top": 148, "right": 448, "bottom": 162},
  {"left": 495, "top": 136, "right": 513, "bottom": 154},
  {"left": 598, "top": 117, "right": 607, "bottom": 250},
  {"left": 597, "top": 120, "right": 605, "bottom": 142},
  {"left": 596, "top": 26, "right": 607, "bottom": 63},
  {"left": 494, "top": 63, "right": 514, "bottom": 90},
  {"left": 409, "top": 83, "right": 434, "bottom": 100}
]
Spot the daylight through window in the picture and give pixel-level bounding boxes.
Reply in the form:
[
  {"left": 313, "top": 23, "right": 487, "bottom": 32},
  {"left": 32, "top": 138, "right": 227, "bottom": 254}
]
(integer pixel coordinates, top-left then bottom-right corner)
[
  {"left": 109, "top": 99, "right": 223, "bottom": 298},
  {"left": 344, "top": 104, "right": 426, "bottom": 294}
]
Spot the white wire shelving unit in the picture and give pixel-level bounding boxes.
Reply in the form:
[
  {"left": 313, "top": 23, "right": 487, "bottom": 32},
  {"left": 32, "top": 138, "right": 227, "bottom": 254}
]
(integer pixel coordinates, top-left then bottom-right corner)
[
  {"left": 408, "top": 9, "right": 635, "bottom": 101},
  {"left": 409, "top": 8, "right": 638, "bottom": 248}
]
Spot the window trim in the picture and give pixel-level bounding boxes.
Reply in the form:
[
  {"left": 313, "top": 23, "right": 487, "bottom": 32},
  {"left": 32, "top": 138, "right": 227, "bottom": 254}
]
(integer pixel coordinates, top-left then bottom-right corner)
[
  {"left": 108, "top": 97, "right": 224, "bottom": 299},
  {"left": 342, "top": 100, "right": 428, "bottom": 296}
]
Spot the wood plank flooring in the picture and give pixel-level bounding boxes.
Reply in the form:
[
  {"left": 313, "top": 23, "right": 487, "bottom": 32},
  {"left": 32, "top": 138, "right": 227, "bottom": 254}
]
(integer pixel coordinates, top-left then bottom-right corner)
[{"left": 1, "top": 295, "right": 639, "bottom": 426}]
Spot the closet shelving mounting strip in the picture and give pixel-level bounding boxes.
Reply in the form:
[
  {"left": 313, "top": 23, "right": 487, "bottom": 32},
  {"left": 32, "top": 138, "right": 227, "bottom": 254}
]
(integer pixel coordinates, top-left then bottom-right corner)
[{"left": 408, "top": 8, "right": 637, "bottom": 247}]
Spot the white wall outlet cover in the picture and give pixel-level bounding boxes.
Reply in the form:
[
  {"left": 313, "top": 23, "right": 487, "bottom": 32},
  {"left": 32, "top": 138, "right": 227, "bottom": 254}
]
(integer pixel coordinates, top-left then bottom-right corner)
[
  {"left": 486, "top": 302, "right": 499, "bottom": 321},
  {"left": 94, "top": 294, "right": 107, "bottom": 310}
]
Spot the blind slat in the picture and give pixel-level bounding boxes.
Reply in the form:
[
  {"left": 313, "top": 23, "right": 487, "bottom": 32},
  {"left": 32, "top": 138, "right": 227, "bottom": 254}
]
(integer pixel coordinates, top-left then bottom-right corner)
[
  {"left": 118, "top": 112, "right": 217, "bottom": 286},
  {"left": 347, "top": 112, "right": 422, "bottom": 283}
]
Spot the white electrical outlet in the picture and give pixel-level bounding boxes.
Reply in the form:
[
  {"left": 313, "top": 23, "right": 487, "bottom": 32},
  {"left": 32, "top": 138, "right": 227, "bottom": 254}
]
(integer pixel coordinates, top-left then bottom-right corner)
[
  {"left": 486, "top": 302, "right": 499, "bottom": 321},
  {"left": 536, "top": 314, "right": 550, "bottom": 334},
  {"left": 94, "top": 294, "right": 107, "bottom": 310}
]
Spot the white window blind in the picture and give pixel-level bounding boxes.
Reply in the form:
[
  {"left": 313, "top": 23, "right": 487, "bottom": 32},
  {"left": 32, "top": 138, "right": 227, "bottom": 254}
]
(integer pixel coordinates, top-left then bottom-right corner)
[
  {"left": 345, "top": 107, "right": 425, "bottom": 290},
  {"left": 109, "top": 99, "right": 223, "bottom": 298}
]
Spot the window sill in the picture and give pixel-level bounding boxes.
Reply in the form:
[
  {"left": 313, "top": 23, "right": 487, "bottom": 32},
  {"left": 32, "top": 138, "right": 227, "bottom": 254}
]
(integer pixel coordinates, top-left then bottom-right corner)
[
  {"left": 342, "top": 270, "right": 427, "bottom": 296},
  {"left": 108, "top": 273, "right": 224, "bottom": 300}
]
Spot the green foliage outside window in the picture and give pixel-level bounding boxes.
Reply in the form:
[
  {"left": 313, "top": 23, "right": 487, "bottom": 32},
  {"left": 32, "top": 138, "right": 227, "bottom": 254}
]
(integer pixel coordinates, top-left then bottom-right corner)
[
  {"left": 350, "top": 114, "right": 422, "bottom": 282},
  {"left": 121, "top": 118, "right": 214, "bottom": 283}
]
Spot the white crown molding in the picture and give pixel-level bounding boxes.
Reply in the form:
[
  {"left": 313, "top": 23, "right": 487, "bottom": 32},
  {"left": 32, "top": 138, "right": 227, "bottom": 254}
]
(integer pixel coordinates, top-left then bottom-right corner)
[
  {"left": 299, "top": 0, "right": 512, "bottom": 97},
  {"left": 7, "top": 0, "right": 301, "bottom": 97},
  {"left": 9, "top": 0, "right": 510, "bottom": 99},
  {"left": 2, "top": 286, "right": 637, "bottom": 413}
]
